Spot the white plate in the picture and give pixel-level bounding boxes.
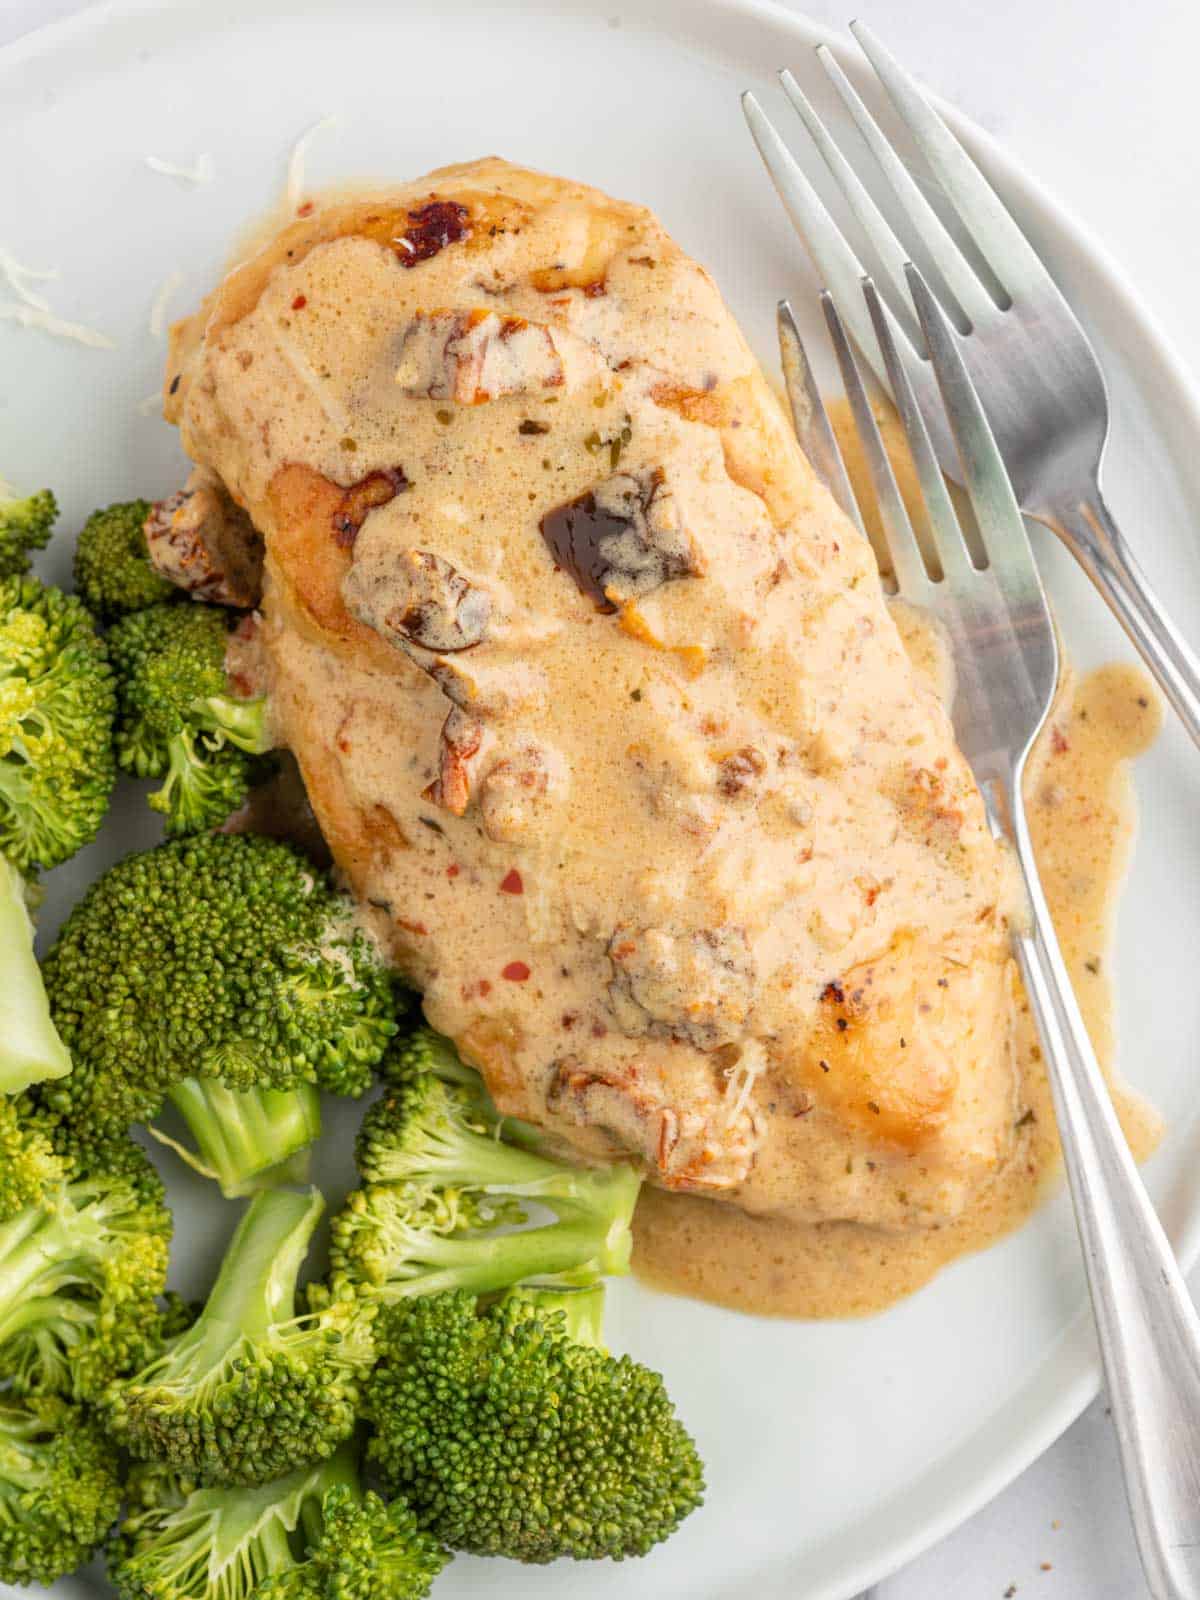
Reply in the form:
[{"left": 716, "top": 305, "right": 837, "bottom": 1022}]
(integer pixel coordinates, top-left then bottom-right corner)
[{"left": 4, "top": 3, "right": 1200, "bottom": 1598}]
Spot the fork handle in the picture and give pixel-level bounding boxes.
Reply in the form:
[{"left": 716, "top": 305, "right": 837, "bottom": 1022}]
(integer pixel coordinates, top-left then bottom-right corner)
[
  {"left": 998, "top": 780, "right": 1200, "bottom": 1600},
  {"left": 1037, "top": 490, "right": 1200, "bottom": 748}
]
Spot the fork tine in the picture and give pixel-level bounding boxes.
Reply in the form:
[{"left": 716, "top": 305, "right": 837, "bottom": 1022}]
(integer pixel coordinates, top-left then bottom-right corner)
[
  {"left": 777, "top": 69, "right": 920, "bottom": 335},
  {"left": 820, "top": 288, "right": 931, "bottom": 597},
  {"left": 860, "top": 278, "right": 975, "bottom": 582},
  {"left": 812, "top": 46, "right": 1004, "bottom": 331},
  {"left": 776, "top": 298, "right": 865, "bottom": 537},
  {"left": 851, "top": 22, "right": 1057, "bottom": 302},
  {"left": 904, "top": 263, "right": 1048, "bottom": 605},
  {"left": 741, "top": 90, "right": 922, "bottom": 379}
]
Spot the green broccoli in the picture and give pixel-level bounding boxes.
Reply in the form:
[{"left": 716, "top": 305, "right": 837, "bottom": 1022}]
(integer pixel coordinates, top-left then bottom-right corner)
[
  {"left": 0, "top": 855, "right": 71, "bottom": 1093},
  {"left": 0, "top": 1394, "right": 123, "bottom": 1586},
  {"left": 0, "top": 572, "right": 116, "bottom": 872},
  {"left": 109, "top": 1443, "right": 446, "bottom": 1600},
  {"left": 0, "top": 486, "right": 55, "bottom": 580},
  {"left": 331, "top": 1030, "right": 640, "bottom": 1303},
  {"left": 41, "top": 832, "right": 398, "bottom": 1196},
  {"left": 0, "top": 1133, "right": 171, "bottom": 1402},
  {"left": 108, "top": 602, "right": 272, "bottom": 835},
  {"left": 103, "top": 1187, "right": 374, "bottom": 1487},
  {"left": 365, "top": 1285, "right": 705, "bottom": 1563},
  {"left": 74, "top": 500, "right": 175, "bottom": 622},
  {"left": 0, "top": 1094, "right": 63, "bottom": 1224}
]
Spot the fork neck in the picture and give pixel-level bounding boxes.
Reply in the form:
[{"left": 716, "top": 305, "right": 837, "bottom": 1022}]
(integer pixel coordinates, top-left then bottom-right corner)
[{"left": 1029, "top": 486, "right": 1200, "bottom": 751}]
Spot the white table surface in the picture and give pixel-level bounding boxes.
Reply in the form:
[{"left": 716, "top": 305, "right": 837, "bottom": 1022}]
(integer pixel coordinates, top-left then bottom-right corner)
[{"left": 3, "top": 1, "right": 1198, "bottom": 1596}]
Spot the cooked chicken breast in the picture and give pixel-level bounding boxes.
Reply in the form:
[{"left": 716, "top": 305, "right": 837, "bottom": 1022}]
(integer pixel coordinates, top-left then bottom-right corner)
[{"left": 163, "top": 157, "right": 1021, "bottom": 1229}]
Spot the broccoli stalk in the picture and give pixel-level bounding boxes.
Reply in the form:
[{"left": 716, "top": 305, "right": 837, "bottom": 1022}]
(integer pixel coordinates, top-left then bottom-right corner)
[
  {"left": 73, "top": 500, "right": 174, "bottom": 621},
  {"left": 333, "top": 1042, "right": 641, "bottom": 1303},
  {"left": 162, "top": 1076, "right": 322, "bottom": 1198},
  {"left": 0, "top": 1395, "right": 123, "bottom": 1586},
  {"left": 108, "top": 602, "right": 272, "bottom": 836},
  {"left": 109, "top": 1442, "right": 446, "bottom": 1600},
  {"left": 0, "top": 856, "right": 71, "bottom": 1093},
  {"left": 0, "top": 1136, "right": 171, "bottom": 1402},
  {"left": 365, "top": 1286, "right": 705, "bottom": 1563},
  {"left": 0, "top": 486, "right": 55, "bottom": 580},
  {"left": 104, "top": 1187, "right": 374, "bottom": 1486}
]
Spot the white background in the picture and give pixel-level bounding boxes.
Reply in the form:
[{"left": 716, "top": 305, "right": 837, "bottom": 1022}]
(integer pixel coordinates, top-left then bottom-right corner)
[{"left": 3, "top": 1, "right": 1199, "bottom": 1596}]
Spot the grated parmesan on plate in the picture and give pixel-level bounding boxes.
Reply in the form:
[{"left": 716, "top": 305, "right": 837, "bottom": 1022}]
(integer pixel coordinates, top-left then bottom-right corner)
[
  {"left": 285, "top": 115, "right": 337, "bottom": 213},
  {"left": 149, "top": 270, "right": 185, "bottom": 341},
  {"left": 145, "top": 152, "right": 215, "bottom": 187},
  {"left": 0, "top": 245, "right": 114, "bottom": 349}
]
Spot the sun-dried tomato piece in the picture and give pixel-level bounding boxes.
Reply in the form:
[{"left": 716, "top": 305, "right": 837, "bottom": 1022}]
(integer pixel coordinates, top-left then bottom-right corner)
[
  {"left": 330, "top": 467, "right": 409, "bottom": 548},
  {"left": 395, "top": 200, "right": 472, "bottom": 267},
  {"left": 540, "top": 467, "right": 702, "bottom": 610}
]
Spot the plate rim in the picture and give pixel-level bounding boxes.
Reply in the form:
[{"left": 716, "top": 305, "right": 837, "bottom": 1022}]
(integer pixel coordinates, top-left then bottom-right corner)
[{"left": 4, "top": 3, "right": 1200, "bottom": 1596}]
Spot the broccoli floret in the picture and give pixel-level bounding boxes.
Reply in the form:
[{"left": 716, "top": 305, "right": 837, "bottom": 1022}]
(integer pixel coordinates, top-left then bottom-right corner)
[
  {"left": 0, "top": 1395, "right": 123, "bottom": 1586},
  {"left": 252, "top": 1472, "right": 447, "bottom": 1600},
  {"left": 0, "top": 1095, "right": 64, "bottom": 1223},
  {"left": 108, "top": 602, "right": 272, "bottom": 835},
  {"left": 0, "top": 487, "right": 55, "bottom": 580},
  {"left": 0, "top": 1133, "right": 171, "bottom": 1401},
  {"left": 110, "top": 1443, "right": 445, "bottom": 1600},
  {"left": 365, "top": 1286, "right": 704, "bottom": 1563},
  {"left": 41, "top": 832, "right": 398, "bottom": 1195},
  {"left": 0, "top": 856, "right": 71, "bottom": 1093},
  {"left": 0, "top": 573, "right": 116, "bottom": 871},
  {"left": 331, "top": 1036, "right": 640, "bottom": 1303},
  {"left": 104, "top": 1187, "right": 374, "bottom": 1486},
  {"left": 74, "top": 501, "right": 175, "bottom": 622}
]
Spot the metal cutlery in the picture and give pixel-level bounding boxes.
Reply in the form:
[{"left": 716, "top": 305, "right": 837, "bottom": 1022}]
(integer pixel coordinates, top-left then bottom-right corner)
[
  {"left": 781, "top": 272, "right": 1200, "bottom": 1600},
  {"left": 744, "top": 23, "right": 1200, "bottom": 749}
]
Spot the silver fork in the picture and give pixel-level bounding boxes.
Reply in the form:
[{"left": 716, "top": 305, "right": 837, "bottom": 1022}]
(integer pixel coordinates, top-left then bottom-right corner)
[
  {"left": 744, "top": 22, "right": 1200, "bottom": 750},
  {"left": 790, "top": 269, "right": 1200, "bottom": 1600}
]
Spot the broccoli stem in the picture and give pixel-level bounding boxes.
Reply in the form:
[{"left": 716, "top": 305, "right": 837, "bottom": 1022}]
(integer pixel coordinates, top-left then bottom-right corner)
[
  {"left": 165, "top": 1078, "right": 322, "bottom": 1198},
  {"left": 0, "top": 856, "right": 71, "bottom": 1093},
  {"left": 194, "top": 694, "right": 271, "bottom": 754},
  {"left": 387, "top": 1201, "right": 633, "bottom": 1302},
  {"left": 371, "top": 1110, "right": 626, "bottom": 1202},
  {"left": 194, "top": 1188, "right": 323, "bottom": 1343},
  {"left": 0, "top": 1196, "right": 110, "bottom": 1340}
]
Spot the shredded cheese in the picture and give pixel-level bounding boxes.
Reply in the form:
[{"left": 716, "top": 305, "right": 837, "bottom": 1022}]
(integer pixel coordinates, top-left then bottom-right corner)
[
  {"left": 0, "top": 248, "right": 57, "bottom": 311},
  {"left": 285, "top": 115, "right": 337, "bottom": 213},
  {"left": 723, "top": 1038, "right": 766, "bottom": 1129},
  {"left": 271, "top": 318, "right": 350, "bottom": 431},
  {"left": 0, "top": 245, "right": 114, "bottom": 349},
  {"left": 149, "top": 270, "right": 185, "bottom": 341},
  {"left": 136, "top": 391, "right": 163, "bottom": 417},
  {"left": 0, "top": 302, "right": 115, "bottom": 349},
  {"left": 145, "top": 153, "right": 215, "bottom": 187}
]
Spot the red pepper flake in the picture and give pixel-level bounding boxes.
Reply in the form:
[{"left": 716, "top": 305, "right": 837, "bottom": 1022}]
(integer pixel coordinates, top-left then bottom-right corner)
[
  {"left": 446, "top": 864, "right": 460, "bottom": 878},
  {"left": 296, "top": 200, "right": 315, "bottom": 218},
  {"left": 397, "top": 919, "right": 428, "bottom": 937},
  {"left": 499, "top": 868, "right": 524, "bottom": 895},
  {"left": 1051, "top": 726, "right": 1069, "bottom": 755},
  {"left": 502, "top": 961, "right": 531, "bottom": 982},
  {"left": 478, "top": 979, "right": 492, "bottom": 997},
  {"left": 291, "top": 293, "right": 307, "bottom": 310}
]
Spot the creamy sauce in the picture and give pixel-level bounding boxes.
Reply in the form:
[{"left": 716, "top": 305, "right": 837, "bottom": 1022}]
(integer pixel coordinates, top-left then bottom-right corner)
[
  {"left": 633, "top": 409, "right": 1164, "bottom": 1317},
  {"left": 162, "top": 160, "right": 1161, "bottom": 1322}
]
